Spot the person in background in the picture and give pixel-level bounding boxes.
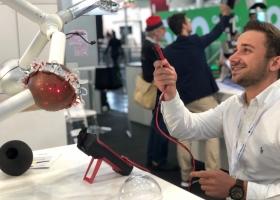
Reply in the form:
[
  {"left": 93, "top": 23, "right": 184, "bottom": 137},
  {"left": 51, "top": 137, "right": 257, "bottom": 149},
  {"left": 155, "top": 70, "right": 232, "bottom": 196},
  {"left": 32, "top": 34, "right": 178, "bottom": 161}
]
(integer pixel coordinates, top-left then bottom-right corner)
[
  {"left": 103, "top": 31, "right": 112, "bottom": 46},
  {"left": 142, "top": 15, "right": 176, "bottom": 171},
  {"left": 163, "top": 4, "right": 231, "bottom": 187},
  {"left": 104, "top": 30, "right": 123, "bottom": 68},
  {"left": 153, "top": 20, "right": 280, "bottom": 200},
  {"left": 100, "top": 31, "right": 112, "bottom": 66}
]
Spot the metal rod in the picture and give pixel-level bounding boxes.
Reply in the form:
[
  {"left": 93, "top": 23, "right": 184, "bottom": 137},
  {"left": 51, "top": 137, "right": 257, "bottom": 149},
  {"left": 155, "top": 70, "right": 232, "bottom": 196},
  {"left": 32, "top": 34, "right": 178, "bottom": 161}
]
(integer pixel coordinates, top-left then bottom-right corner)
[
  {"left": 19, "top": 31, "right": 49, "bottom": 70},
  {"left": 0, "top": 89, "right": 35, "bottom": 123}
]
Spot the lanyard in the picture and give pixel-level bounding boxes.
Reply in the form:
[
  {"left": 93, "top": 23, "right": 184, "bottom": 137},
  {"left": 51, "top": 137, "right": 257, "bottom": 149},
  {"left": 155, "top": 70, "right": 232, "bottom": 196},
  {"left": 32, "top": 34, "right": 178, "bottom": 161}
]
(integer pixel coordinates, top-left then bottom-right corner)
[{"left": 231, "top": 90, "right": 280, "bottom": 177}]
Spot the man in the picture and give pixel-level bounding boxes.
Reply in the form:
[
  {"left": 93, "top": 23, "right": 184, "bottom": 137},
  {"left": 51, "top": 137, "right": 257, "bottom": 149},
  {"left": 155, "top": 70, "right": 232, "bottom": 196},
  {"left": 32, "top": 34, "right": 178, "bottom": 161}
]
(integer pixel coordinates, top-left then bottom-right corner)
[
  {"left": 141, "top": 15, "right": 166, "bottom": 83},
  {"left": 104, "top": 30, "right": 123, "bottom": 68},
  {"left": 153, "top": 20, "right": 280, "bottom": 199},
  {"left": 163, "top": 5, "right": 231, "bottom": 187},
  {"left": 141, "top": 15, "right": 176, "bottom": 171}
]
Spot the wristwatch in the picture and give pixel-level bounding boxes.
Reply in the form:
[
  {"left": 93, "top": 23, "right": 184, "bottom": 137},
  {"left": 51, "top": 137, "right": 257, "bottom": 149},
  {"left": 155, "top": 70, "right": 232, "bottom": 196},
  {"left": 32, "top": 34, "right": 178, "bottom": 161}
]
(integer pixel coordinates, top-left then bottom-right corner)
[{"left": 229, "top": 178, "right": 244, "bottom": 200}]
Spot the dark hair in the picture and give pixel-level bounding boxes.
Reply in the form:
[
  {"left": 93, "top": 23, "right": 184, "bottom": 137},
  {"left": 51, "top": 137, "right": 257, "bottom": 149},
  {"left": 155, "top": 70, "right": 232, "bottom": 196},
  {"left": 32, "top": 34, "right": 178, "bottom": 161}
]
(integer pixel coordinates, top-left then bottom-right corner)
[
  {"left": 243, "top": 20, "right": 280, "bottom": 78},
  {"left": 112, "top": 30, "right": 116, "bottom": 38},
  {"left": 167, "top": 13, "right": 186, "bottom": 36},
  {"left": 244, "top": 20, "right": 280, "bottom": 59},
  {"left": 106, "top": 31, "right": 111, "bottom": 37}
]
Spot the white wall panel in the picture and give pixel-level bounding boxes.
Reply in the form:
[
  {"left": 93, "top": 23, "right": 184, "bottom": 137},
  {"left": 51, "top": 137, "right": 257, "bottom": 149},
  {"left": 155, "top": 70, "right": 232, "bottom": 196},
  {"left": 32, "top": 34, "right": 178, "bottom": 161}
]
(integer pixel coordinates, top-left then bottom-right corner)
[
  {"left": 0, "top": 110, "right": 67, "bottom": 150},
  {"left": 0, "top": 5, "right": 19, "bottom": 64}
]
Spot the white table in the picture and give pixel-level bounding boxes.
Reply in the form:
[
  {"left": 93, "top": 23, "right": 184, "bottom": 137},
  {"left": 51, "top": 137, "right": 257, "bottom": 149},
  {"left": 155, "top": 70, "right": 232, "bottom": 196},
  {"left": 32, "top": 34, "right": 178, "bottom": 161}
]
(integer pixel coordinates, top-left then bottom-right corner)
[{"left": 0, "top": 144, "right": 203, "bottom": 200}]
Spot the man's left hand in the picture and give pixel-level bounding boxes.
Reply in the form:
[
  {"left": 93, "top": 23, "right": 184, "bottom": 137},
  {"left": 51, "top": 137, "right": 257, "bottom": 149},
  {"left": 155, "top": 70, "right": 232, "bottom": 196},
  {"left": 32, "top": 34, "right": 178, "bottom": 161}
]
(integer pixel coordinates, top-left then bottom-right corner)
[{"left": 190, "top": 170, "right": 235, "bottom": 198}]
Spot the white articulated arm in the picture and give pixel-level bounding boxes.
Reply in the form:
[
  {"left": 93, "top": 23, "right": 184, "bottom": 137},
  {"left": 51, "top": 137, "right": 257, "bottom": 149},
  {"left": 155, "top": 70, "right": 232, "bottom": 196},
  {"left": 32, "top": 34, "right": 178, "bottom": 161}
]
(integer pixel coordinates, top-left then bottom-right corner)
[
  {"left": 0, "top": 0, "right": 123, "bottom": 123},
  {"left": 0, "top": 90, "right": 34, "bottom": 122},
  {"left": 19, "top": 31, "right": 49, "bottom": 70},
  {"left": 49, "top": 31, "right": 66, "bottom": 64}
]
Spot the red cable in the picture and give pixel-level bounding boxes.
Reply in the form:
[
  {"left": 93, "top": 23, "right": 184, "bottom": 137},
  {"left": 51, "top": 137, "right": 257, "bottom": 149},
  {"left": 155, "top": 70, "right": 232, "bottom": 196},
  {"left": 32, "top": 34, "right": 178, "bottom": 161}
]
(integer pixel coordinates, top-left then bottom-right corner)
[
  {"left": 121, "top": 156, "right": 151, "bottom": 173},
  {"left": 154, "top": 43, "right": 196, "bottom": 192}
]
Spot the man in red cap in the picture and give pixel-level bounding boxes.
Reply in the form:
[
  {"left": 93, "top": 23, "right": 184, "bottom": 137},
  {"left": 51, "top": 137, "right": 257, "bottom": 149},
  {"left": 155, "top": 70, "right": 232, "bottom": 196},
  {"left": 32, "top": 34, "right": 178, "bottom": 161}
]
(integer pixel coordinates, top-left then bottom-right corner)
[
  {"left": 141, "top": 15, "right": 166, "bottom": 83},
  {"left": 140, "top": 15, "right": 177, "bottom": 171}
]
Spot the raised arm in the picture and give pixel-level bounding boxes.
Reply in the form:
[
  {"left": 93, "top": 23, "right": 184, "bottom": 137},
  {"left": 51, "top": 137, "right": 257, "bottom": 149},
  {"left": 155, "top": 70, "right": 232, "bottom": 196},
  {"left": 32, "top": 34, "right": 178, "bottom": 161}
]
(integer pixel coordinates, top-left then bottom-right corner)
[
  {"left": 199, "top": 5, "right": 231, "bottom": 48},
  {"left": 153, "top": 59, "right": 224, "bottom": 140}
]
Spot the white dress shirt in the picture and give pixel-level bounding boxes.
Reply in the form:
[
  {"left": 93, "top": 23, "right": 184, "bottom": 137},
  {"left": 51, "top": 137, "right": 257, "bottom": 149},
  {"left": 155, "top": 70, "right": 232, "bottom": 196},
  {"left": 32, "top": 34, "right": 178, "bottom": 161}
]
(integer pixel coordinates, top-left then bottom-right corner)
[{"left": 161, "top": 79, "right": 280, "bottom": 200}]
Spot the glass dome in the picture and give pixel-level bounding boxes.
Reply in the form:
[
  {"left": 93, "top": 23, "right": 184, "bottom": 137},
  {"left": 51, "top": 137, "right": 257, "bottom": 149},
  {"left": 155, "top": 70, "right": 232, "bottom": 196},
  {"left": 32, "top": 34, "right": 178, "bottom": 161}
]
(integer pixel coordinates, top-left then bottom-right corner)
[{"left": 118, "top": 174, "right": 163, "bottom": 200}]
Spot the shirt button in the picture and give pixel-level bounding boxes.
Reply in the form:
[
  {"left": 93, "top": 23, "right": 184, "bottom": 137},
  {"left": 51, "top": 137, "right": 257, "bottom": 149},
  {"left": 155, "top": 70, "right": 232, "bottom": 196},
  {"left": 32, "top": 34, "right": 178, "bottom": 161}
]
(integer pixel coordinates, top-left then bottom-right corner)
[
  {"left": 237, "top": 141, "right": 242, "bottom": 148},
  {"left": 246, "top": 118, "right": 251, "bottom": 123}
]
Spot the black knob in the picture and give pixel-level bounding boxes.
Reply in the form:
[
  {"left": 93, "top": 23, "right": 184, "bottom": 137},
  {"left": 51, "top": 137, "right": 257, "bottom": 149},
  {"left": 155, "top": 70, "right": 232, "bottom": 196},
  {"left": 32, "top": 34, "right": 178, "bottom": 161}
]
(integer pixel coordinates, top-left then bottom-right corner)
[{"left": 0, "top": 140, "right": 33, "bottom": 176}]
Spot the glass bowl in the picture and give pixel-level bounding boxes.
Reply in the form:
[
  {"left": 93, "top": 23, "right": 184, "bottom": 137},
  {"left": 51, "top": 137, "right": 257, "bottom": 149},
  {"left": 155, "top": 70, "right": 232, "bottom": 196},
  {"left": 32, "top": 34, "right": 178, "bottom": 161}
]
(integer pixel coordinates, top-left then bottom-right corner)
[{"left": 118, "top": 174, "right": 163, "bottom": 200}]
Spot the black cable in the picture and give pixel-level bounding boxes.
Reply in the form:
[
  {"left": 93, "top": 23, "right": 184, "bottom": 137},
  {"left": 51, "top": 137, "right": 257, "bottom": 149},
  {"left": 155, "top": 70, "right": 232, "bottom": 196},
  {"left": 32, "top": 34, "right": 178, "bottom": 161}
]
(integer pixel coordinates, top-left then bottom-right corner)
[
  {"left": 66, "top": 32, "right": 96, "bottom": 45},
  {"left": 0, "top": 66, "right": 19, "bottom": 81}
]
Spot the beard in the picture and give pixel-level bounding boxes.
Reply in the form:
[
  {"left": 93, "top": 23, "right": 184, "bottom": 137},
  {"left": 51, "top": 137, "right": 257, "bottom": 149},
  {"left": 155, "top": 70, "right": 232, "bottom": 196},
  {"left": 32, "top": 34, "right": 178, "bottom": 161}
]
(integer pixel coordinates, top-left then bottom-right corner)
[{"left": 232, "top": 59, "right": 268, "bottom": 88}]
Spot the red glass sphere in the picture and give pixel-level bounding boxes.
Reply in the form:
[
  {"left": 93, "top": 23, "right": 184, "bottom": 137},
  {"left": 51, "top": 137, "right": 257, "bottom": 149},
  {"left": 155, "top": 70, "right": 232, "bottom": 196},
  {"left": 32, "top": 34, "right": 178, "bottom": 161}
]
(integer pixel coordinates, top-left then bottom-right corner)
[{"left": 26, "top": 71, "right": 76, "bottom": 111}]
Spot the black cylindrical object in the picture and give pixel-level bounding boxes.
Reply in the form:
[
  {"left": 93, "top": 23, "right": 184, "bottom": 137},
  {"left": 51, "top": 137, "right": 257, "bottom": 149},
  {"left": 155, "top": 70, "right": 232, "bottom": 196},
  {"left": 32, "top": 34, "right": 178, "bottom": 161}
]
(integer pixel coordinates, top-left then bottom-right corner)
[
  {"left": 0, "top": 140, "right": 33, "bottom": 176},
  {"left": 77, "top": 128, "right": 133, "bottom": 176}
]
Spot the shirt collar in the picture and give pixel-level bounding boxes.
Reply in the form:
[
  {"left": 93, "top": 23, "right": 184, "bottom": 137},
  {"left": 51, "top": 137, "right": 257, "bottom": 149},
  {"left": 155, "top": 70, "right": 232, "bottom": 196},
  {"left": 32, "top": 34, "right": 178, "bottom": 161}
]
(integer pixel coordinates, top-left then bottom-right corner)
[
  {"left": 145, "top": 36, "right": 156, "bottom": 44},
  {"left": 145, "top": 36, "right": 164, "bottom": 48},
  {"left": 237, "top": 79, "right": 280, "bottom": 107},
  {"left": 256, "top": 79, "right": 280, "bottom": 107}
]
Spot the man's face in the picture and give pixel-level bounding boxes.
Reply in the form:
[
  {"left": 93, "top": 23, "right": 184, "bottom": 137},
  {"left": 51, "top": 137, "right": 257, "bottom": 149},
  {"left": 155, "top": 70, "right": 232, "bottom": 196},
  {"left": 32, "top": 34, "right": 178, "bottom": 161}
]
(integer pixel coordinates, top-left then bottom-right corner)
[
  {"left": 229, "top": 30, "right": 269, "bottom": 88},
  {"left": 156, "top": 25, "right": 166, "bottom": 41}
]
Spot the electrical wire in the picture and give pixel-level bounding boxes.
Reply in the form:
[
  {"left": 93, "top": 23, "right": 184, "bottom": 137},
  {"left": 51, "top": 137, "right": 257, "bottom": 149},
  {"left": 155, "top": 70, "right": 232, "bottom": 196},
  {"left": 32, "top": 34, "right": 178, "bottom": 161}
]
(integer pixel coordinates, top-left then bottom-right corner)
[
  {"left": 154, "top": 43, "right": 196, "bottom": 192},
  {"left": 121, "top": 156, "right": 151, "bottom": 173},
  {"left": 66, "top": 32, "right": 96, "bottom": 45},
  {"left": 155, "top": 89, "right": 196, "bottom": 192}
]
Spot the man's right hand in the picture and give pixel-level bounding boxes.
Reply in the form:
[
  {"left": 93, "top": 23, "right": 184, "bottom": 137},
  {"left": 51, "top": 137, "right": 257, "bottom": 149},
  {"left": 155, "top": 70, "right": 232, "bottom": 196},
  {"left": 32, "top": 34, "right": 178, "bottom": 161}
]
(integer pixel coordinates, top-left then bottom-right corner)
[
  {"left": 220, "top": 4, "right": 231, "bottom": 16},
  {"left": 153, "top": 59, "right": 177, "bottom": 101}
]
